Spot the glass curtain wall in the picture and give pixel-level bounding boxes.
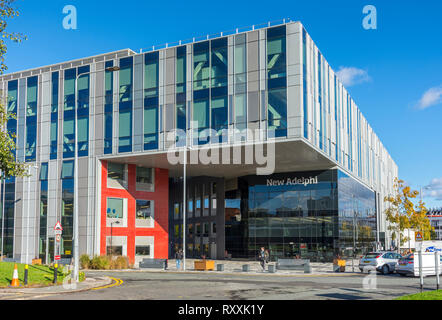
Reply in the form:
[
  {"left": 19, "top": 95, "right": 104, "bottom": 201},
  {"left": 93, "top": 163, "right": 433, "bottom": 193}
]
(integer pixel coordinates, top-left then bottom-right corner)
[
  {"left": 337, "top": 170, "right": 376, "bottom": 258},
  {"left": 176, "top": 46, "right": 186, "bottom": 147},
  {"left": 39, "top": 163, "right": 48, "bottom": 262},
  {"left": 234, "top": 34, "right": 247, "bottom": 139},
  {"left": 1, "top": 178, "right": 16, "bottom": 258},
  {"left": 245, "top": 171, "right": 337, "bottom": 262},
  {"left": 302, "top": 28, "right": 309, "bottom": 140},
  {"left": 61, "top": 160, "right": 74, "bottom": 259},
  {"left": 50, "top": 72, "right": 59, "bottom": 160},
  {"left": 63, "top": 66, "right": 90, "bottom": 158},
  {"left": 7, "top": 80, "right": 18, "bottom": 151},
  {"left": 104, "top": 61, "right": 114, "bottom": 154},
  {"left": 25, "top": 76, "right": 38, "bottom": 162},
  {"left": 119, "top": 56, "right": 133, "bottom": 153},
  {"left": 144, "top": 52, "right": 159, "bottom": 150},
  {"left": 267, "top": 26, "right": 287, "bottom": 138},
  {"left": 193, "top": 41, "right": 210, "bottom": 145}
]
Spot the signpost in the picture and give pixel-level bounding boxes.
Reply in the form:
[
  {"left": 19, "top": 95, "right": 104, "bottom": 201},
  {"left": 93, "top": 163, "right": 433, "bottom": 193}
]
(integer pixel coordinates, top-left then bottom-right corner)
[
  {"left": 54, "top": 222, "right": 63, "bottom": 263},
  {"left": 415, "top": 231, "right": 424, "bottom": 292},
  {"left": 415, "top": 232, "right": 423, "bottom": 242}
]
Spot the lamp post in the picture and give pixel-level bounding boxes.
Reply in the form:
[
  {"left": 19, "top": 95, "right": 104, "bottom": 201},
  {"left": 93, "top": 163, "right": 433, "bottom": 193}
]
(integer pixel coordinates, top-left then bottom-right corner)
[
  {"left": 25, "top": 164, "right": 38, "bottom": 264},
  {"left": 72, "top": 65, "right": 120, "bottom": 282}
]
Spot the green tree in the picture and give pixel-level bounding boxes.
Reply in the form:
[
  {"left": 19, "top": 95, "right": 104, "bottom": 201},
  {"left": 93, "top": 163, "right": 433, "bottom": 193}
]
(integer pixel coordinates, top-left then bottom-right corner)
[
  {"left": 384, "top": 178, "right": 417, "bottom": 252},
  {"left": 411, "top": 199, "right": 434, "bottom": 241},
  {"left": 0, "top": 0, "right": 27, "bottom": 179}
]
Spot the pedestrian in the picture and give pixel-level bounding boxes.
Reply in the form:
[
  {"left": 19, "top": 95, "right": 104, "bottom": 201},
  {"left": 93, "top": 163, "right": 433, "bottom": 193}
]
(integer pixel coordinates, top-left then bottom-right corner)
[
  {"left": 175, "top": 249, "right": 183, "bottom": 270},
  {"left": 258, "top": 247, "right": 266, "bottom": 272}
]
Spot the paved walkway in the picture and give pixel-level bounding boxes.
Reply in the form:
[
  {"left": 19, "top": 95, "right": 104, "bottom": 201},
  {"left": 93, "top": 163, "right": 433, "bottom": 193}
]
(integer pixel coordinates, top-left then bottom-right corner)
[
  {"left": 0, "top": 276, "right": 112, "bottom": 295},
  {"left": 109, "top": 258, "right": 362, "bottom": 275}
]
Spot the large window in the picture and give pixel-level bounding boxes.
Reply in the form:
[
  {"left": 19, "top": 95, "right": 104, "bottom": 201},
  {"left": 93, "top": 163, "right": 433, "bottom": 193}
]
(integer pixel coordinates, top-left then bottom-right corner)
[
  {"left": 136, "top": 167, "right": 153, "bottom": 184},
  {"left": 136, "top": 200, "right": 153, "bottom": 221},
  {"left": 104, "top": 61, "right": 114, "bottom": 154},
  {"left": 39, "top": 163, "right": 48, "bottom": 262},
  {"left": 119, "top": 56, "right": 133, "bottom": 153},
  {"left": 176, "top": 46, "right": 187, "bottom": 147},
  {"left": 107, "top": 198, "right": 124, "bottom": 219},
  {"left": 61, "top": 160, "right": 74, "bottom": 258},
  {"left": 267, "top": 26, "right": 287, "bottom": 138},
  {"left": 193, "top": 41, "right": 210, "bottom": 91},
  {"left": 144, "top": 52, "right": 159, "bottom": 151},
  {"left": 51, "top": 72, "right": 59, "bottom": 159},
  {"left": 107, "top": 162, "right": 126, "bottom": 188},
  {"left": 26, "top": 76, "right": 38, "bottom": 161}
]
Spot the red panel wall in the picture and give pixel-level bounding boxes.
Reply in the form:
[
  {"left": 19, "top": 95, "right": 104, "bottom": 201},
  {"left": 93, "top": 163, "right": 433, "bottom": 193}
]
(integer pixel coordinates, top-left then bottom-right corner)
[{"left": 100, "top": 161, "right": 169, "bottom": 264}]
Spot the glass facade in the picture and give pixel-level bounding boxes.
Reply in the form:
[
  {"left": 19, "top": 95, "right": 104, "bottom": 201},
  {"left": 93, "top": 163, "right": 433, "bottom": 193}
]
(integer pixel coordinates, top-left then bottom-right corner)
[
  {"left": 104, "top": 61, "right": 114, "bottom": 154},
  {"left": 61, "top": 160, "right": 74, "bottom": 258},
  {"left": 144, "top": 52, "right": 159, "bottom": 150},
  {"left": 119, "top": 56, "right": 133, "bottom": 153},
  {"left": 39, "top": 163, "right": 48, "bottom": 262},
  {"left": 267, "top": 26, "right": 287, "bottom": 138},
  {"left": 51, "top": 72, "right": 59, "bottom": 160},
  {"left": 25, "top": 76, "right": 38, "bottom": 162},
  {"left": 224, "top": 169, "right": 376, "bottom": 262}
]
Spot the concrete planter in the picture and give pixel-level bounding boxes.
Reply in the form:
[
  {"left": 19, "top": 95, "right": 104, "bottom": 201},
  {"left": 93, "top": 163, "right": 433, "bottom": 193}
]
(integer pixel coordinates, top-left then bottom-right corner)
[{"left": 194, "top": 260, "right": 215, "bottom": 271}]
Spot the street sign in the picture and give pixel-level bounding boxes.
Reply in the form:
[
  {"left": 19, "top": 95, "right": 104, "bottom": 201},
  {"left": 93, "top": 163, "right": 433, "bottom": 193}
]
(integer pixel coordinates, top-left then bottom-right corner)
[
  {"left": 415, "top": 232, "right": 423, "bottom": 242},
  {"left": 55, "top": 255, "right": 61, "bottom": 261},
  {"left": 56, "top": 234, "right": 61, "bottom": 242},
  {"left": 54, "top": 221, "right": 63, "bottom": 235}
]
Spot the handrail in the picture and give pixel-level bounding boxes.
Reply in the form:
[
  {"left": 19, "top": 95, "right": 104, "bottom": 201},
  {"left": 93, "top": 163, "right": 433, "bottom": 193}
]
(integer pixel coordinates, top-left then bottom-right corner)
[{"left": 139, "top": 18, "right": 293, "bottom": 54}]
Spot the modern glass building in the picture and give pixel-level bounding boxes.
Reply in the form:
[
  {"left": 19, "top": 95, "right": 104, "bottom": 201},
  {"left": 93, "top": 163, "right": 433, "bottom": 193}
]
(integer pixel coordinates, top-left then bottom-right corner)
[{"left": 0, "top": 21, "right": 397, "bottom": 264}]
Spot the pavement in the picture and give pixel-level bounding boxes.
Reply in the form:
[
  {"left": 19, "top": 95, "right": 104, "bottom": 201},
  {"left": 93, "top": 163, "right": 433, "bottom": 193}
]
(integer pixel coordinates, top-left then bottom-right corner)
[{"left": 0, "top": 276, "right": 112, "bottom": 296}]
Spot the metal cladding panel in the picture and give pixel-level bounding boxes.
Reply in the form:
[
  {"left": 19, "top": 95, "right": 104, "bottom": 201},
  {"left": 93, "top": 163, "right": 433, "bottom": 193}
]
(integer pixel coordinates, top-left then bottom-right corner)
[{"left": 133, "top": 55, "right": 144, "bottom": 152}]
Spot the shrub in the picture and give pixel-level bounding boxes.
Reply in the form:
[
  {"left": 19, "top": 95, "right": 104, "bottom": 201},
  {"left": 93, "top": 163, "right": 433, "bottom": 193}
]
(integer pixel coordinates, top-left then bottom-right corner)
[
  {"left": 90, "top": 255, "right": 110, "bottom": 270},
  {"left": 80, "top": 254, "right": 91, "bottom": 269},
  {"left": 111, "top": 256, "right": 129, "bottom": 270}
]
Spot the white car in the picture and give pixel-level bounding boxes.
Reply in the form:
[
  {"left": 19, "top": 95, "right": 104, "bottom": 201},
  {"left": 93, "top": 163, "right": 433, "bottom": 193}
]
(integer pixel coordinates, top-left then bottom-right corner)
[
  {"left": 358, "top": 252, "right": 403, "bottom": 274},
  {"left": 396, "top": 252, "right": 442, "bottom": 277}
]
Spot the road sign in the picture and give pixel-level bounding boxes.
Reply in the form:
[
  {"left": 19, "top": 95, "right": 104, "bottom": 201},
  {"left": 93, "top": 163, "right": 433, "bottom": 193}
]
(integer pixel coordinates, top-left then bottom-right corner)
[
  {"left": 55, "top": 255, "right": 61, "bottom": 261},
  {"left": 54, "top": 221, "right": 63, "bottom": 235},
  {"left": 56, "top": 234, "right": 61, "bottom": 242},
  {"left": 415, "top": 231, "right": 423, "bottom": 242}
]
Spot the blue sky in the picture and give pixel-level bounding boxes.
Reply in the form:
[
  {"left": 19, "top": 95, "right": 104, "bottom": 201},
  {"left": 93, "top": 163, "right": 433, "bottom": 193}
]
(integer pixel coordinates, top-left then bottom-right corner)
[{"left": 5, "top": 0, "right": 442, "bottom": 207}]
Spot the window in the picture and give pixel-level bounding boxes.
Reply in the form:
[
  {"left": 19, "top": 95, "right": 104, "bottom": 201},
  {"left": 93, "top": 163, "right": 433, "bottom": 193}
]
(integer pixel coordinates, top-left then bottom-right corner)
[
  {"left": 136, "top": 167, "right": 153, "bottom": 184},
  {"left": 107, "top": 162, "right": 126, "bottom": 187},
  {"left": 26, "top": 76, "right": 38, "bottom": 161},
  {"left": 203, "top": 223, "right": 209, "bottom": 237},
  {"left": 64, "top": 68, "right": 76, "bottom": 111},
  {"left": 144, "top": 52, "right": 159, "bottom": 98},
  {"left": 211, "top": 38, "right": 228, "bottom": 88},
  {"left": 176, "top": 46, "right": 186, "bottom": 94},
  {"left": 104, "top": 61, "right": 114, "bottom": 154},
  {"left": 107, "top": 198, "right": 124, "bottom": 219},
  {"left": 119, "top": 57, "right": 133, "bottom": 152},
  {"left": 267, "top": 26, "right": 287, "bottom": 138},
  {"left": 61, "top": 160, "right": 74, "bottom": 179},
  {"left": 136, "top": 200, "right": 153, "bottom": 221},
  {"left": 174, "top": 203, "right": 180, "bottom": 220},
  {"left": 143, "top": 105, "right": 158, "bottom": 150},
  {"left": 193, "top": 41, "right": 210, "bottom": 90},
  {"left": 196, "top": 223, "right": 201, "bottom": 236},
  {"left": 136, "top": 246, "right": 150, "bottom": 256},
  {"left": 107, "top": 246, "right": 123, "bottom": 256}
]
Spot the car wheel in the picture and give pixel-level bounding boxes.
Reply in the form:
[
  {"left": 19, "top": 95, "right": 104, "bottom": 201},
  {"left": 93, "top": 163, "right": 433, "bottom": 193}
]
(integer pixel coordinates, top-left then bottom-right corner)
[{"left": 382, "top": 264, "right": 389, "bottom": 275}]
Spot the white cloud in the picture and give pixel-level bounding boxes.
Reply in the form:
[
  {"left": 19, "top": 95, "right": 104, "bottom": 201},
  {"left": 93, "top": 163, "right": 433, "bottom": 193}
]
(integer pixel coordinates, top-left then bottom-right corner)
[
  {"left": 417, "top": 85, "right": 442, "bottom": 110},
  {"left": 424, "top": 178, "right": 442, "bottom": 201},
  {"left": 336, "top": 67, "right": 371, "bottom": 87}
]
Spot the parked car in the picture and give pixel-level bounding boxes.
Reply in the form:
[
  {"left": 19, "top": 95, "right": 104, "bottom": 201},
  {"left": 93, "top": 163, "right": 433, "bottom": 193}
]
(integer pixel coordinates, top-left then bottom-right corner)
[
  {"left": 358, "top": 252, "right": 403, "bottom": 274},
  {"left": 396, "top": 252, "right": 442, "bottom": 277}
]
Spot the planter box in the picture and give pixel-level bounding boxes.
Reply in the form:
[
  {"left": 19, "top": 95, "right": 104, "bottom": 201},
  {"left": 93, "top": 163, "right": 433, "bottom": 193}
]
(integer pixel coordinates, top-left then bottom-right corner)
[
  {"left": 333, "top": 259, "right": 346, "bottom": 272},
  {"left": 194, "top": 260, "right": 215, "bottom": 271},
  {"left": 32, "top": 259, "right": 42, "bottom": 265}
]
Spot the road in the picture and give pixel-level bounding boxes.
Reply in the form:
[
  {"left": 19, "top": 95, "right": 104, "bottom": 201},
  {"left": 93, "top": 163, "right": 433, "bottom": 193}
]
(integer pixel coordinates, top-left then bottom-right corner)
[{"left": 1, "top": 270, "right": 435, "bottom": 300}]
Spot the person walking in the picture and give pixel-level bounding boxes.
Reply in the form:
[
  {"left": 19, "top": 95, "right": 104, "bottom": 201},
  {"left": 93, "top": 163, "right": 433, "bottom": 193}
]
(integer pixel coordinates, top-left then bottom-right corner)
[
  {"left": 175, "top": 249, "right": 183, "bottom": 270},
  {"left": 258, "top": 247, "right": 266, "bottom": 272}
]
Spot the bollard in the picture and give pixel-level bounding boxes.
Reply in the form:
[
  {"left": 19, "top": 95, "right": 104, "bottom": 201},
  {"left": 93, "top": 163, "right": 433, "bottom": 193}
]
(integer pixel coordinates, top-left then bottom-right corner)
[
  {"left": 268, "top": 264, "right": 276, "bottom": 273},
  {"left": 53, "top": 264, "right": 58, "bottom": 284},
  {"left": 418, "top": 250, "right": 423, "bottom": 293},
  {"left": 217, "top": 264, "right": 224, "bottom": 272},
  {"left": 242, "top": 264, "right": 250, "bottom": 272},
  {"left": 24, "top": 264, "right": 29, "bottom": 285}
]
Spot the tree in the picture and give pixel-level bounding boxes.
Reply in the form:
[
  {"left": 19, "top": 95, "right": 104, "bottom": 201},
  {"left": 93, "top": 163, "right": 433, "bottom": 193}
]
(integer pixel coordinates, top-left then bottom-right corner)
[
  {"left": 0, "top": 0, "right": 27, "bottom": 179},
  {"left": 384, "top": 178, "right": 417, "bottom": 252},
  {"left": 384, "top": 178, "right": 435, "bottom": 252},
  {"left": 411, "top": 200, "right": 434, "bottom": 241}
]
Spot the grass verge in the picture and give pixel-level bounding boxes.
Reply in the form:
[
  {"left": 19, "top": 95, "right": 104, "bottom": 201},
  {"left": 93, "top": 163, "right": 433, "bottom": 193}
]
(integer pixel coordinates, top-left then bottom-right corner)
[
  {"left": 0, "top": 262, "right": 67, "bottom": 288},
  {"left": 396, "top": 290, "right": 442, "bottom": 300}
]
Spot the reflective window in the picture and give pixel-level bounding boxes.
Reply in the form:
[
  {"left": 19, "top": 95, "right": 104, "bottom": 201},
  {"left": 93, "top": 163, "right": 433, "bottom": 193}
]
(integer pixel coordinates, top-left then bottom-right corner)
[
  {"left": 143, "top": 105, "right": 158, "bottom": 150},
  {"left": 136, "top": 167, "right": 153, "bottom": 184},
  {"left": 51, "top": 72, "right": 59, "bottom": 160},
  {"left": 211, "top": 38, "right": 227, "bottom": 87},
  {"left": 7, "top": 80, "right": 18, "bottom": 113},
  {"left": 61, "top": 161, "right": 74, "bottom": 258},
  {"left": 64, "top": 68, "right": 76, "bottom": 111},
  {"left": 136, "top": 246, "right": 150, "bottom": 256},
  {"left": 143, "top": 53, "right": 159, "bottom": 151},
  {"left": 26, "top": 76, "right": 38, "bottom": 161},
  {"left": 144, "top": 52, "right": 159, "bottom": 98},
  {"left": 176, "top": 46, "right": 186, "bottom": 94},
  {"left": 107, "top": 198, "right": 124, "bottom": 219},
  {"left": 119, "top": 57, "right": 133, "bottom": 153},
  {"left": 267, "top": 26, "right": 287, "bottom": 138},
  {"left": 193, "top": 41, "right": 210, "bottom": 90},
  {"left": 104, "top": 61, "right": 114, "bottom": 154},
  {"left": 107, "top": 162, "right": 126, "bottom": 186},
  {"left": 136, "top": 200, "right": 153, "bottom": 220}
]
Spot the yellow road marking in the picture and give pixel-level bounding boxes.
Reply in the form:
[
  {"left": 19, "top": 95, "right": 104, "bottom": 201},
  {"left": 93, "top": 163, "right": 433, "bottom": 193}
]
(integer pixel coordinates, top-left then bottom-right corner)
[{"left": 92, "top": 277, "right": 123, "bottom": 291}]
